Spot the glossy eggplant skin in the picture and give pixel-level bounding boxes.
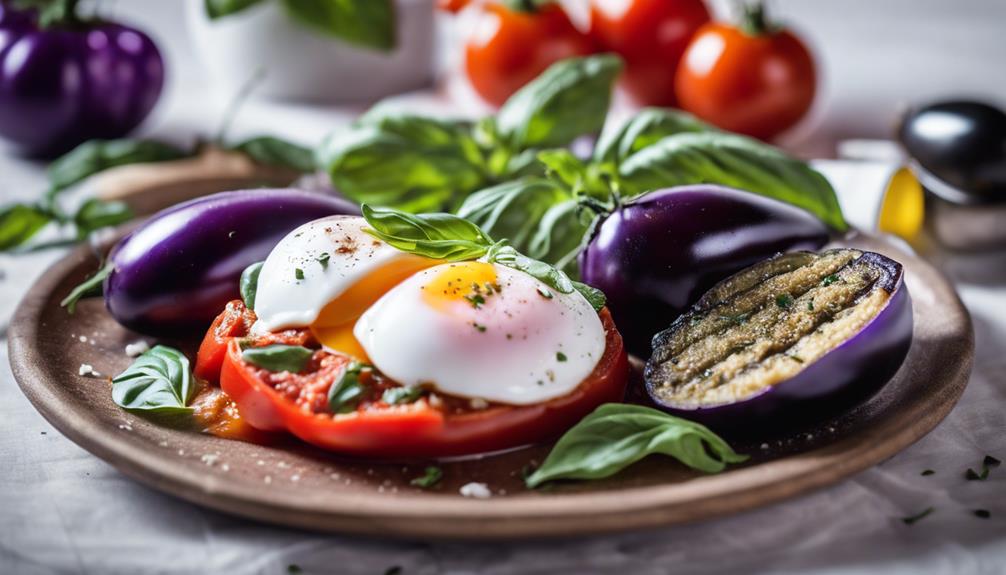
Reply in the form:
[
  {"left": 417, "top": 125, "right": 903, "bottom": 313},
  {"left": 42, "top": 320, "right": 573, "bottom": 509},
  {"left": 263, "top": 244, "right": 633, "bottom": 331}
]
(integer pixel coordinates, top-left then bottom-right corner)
[
  {"left": 579, "top": 185, "right": 831, "bottom": 355},
  {"left": 644, "top": 251, "right": 913, "bottom": 433},
  {"left": 0, "top": 4, "right": 164, "bottom": 157},
  {"left": 104, "top": 189, "right": 359, "bottom": 335},
  {"left": 899, "top": 101, "right": 1006, "bottom": 204}
]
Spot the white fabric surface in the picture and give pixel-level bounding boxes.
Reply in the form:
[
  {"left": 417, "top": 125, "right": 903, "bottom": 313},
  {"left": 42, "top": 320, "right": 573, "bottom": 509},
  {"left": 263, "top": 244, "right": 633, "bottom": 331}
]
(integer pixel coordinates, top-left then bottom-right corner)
[{"left": 3, "top": 2, "right": 1006, "bottom": 572}]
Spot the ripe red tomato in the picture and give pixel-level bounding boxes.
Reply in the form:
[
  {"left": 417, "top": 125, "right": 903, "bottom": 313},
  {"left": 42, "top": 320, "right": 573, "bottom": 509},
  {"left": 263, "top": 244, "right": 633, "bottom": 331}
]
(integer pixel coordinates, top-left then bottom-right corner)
[
  {"left": 218, "top": 309, "right": 628, "bottom": 458},
  {"left": 589, "top": 0, "right": 711, "bottom": 106},
  {"left": 465, "top": 2, "right": 593, "bottom": 107},
  {"left": 674, "top": 5, "right": 816, "bottom": 140}
]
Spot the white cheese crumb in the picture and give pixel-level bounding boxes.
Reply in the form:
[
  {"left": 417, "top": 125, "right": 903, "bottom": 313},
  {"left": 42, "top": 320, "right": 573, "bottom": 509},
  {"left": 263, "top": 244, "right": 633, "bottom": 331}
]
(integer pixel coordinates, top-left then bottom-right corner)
[
  {"left": 277, "top": 461, "right": 291, "bottom": 469},
  {"left": 201, "top": 453, "right": 220, "bottom": 466},
  {"left": 256, "top": 460, "right": 266, "bottom": 466},
  {"left": 78, "top": 335, "right": 88, "bottom": 343},
  {"left": 78, "top": 364, "right": 100, "bottom": 377},
  {"left": 117, "top": 423, "right": 133, "bottom": 431},
  {"left": 469, "top": 398, "right": 489, "bottom": 410},
  {"left": 291, "top": 474, "right": 301, "bottom": 482},
  {"left": 158, "top": 441, "right": 168, "bottom": 447},
  {"left": 264, "top": 475, "right": 272, "bottom": 484},
  {"left": 125, "top": 340, "right": 150, "bottom": 357},
  {"left": 330, "top": 473, "right": 341, "bottom": 480},
  {"left": 220, "top": 464, "right": 230, "bottom": 472},
  {"left": 459, "top": 482, "right": 492, "bottom": 499}
]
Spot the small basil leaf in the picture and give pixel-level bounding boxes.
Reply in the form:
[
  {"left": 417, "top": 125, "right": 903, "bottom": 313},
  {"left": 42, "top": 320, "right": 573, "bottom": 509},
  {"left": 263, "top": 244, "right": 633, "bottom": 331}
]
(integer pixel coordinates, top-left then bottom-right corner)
[
  {"left": 381, "top": 386, "right": 423, "bottom": 405},
  {"left": 281, "top": 0, "right": 396, "bottom": 51},
  {"left": 0, "top": 204, "right": 54, "bottom": 251},
  {"left": 241, "top": 344, "right": 314, "bottom": 373},
  {"left": 362, "top": 204, "right": 492, "bottom": 260},
  {"left": 61, "top": 262, "right": 113, "bottom": 314},
  {"left": 111, "top": 345, "right": 195, "bottom": 414},
  {"left": 318, "top": 118, "right": 489, "bottom": 213},
  {"left": 240, "top": 261, "right": 264, "bottom": 310},
  {"left": 495, "top": 54, "right": 622, "bottom": 150},
  {"left": 329, "top": 361, "right": 369, "bottom": 414},
  {"left": 594, "top": 107, "right": 713, "bottom": 165},
  {"left": 230, "top": 136, "right": 315, "bottom": 172},
  {"left": 73, "top": 199, "right": 134, "bottom": 238},
  {"left": 618, "top": 132, "right": 848, "bottom": 231},
  {"left": 487, "top": 243, "right": 574, "bottom": 295},
  {"left": 571, "top": 280, "right": 605, "bottom": 312},
  {"left": 204, "top": 0, "right": 267, "bottom": 19},
  {"left": 526, "top": 403, "right": 747, "bottom": 487},
  {"left": 410, "top": 465, "right": 443, "bottom": 488},
  {"left": 48, "top": 139, "right": 189, "bottom": 195}
]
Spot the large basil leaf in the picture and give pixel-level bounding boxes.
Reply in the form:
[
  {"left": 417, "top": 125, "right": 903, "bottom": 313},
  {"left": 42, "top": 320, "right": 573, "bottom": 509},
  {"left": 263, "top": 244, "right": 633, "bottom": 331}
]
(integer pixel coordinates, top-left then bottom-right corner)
[
  {"left": 594, "top": 107, "right": 713, "bottom": 165},
  {"left": 111, "top": 346, "right": 195, "bottom": 414},
  {"left": 318, "top": 116, "right": 488, "bottom": 213},
  {"left": 48, "top": 139, "right": 189, "bottom": 194},
  {"left": 618, "top": 132, "right": 848, "bottom": 231},
  {"left": 73, "top": 199, "right": 134, "bottom": 238},
  {"left": 0, "top": 204, "right": 53, "bottom": 251},
  {"left": 495, "top": 54, "right": 622, "bottom": 150},
  {"left": 231, "top": 136, "right": 315, "bottom": 172},
  {"left": 282, "top": 0, "right": 396, "bottom": 51},
  {"left": 362, "top": 204, "right": 492, "bottom": 260},
  {"left": 204, "top": 0, "right": 266, "bottom": 19},
  {"left": 526, "top": 403, "right": 747, "bottom": 487}
]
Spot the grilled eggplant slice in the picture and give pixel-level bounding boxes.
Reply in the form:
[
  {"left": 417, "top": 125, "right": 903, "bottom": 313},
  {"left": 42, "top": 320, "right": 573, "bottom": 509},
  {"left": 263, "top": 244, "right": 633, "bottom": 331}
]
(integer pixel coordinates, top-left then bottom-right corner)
[{"left": 644, "top": 248, "right": 913, "bottom": 429}]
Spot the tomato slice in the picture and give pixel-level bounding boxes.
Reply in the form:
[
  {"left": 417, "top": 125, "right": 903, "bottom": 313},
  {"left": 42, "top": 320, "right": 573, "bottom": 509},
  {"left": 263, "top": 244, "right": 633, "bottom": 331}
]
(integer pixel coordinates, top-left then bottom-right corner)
[{"left": 219, "top": 309, "right": 629, "bottom": 458}]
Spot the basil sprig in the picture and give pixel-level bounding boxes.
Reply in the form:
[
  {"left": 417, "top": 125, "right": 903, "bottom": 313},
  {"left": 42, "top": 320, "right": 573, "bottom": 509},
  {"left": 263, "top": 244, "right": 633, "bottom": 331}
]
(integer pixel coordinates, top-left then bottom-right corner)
[
  {"left": 206, "top": 0, "right": 396, "bottom": 52},
  {"left": 593, "top": 107, "right": 714, "bottom": 165},
  {"left": 241, "top": 344, "right": 314, "bottom": 373},
  {"left": 240, "top": 261, "right": 264, "bottom": 310},
  {"left": 48, "top": 138, "right": 190, "bottom": 195},
  {"left": 229, "top": 136, "right": 315, "bottom": 172},
  {"left": 329, "top": 361, "right": 370, "bottom": 414},
  {"left": 319, "top": 55, "right": 621, "bottom": 213},
  {"left": 362, "top": 205, "right": 606, "bottom": 311},
  {"left": 111, "top": 345, "right": 196, "bottom": 414},
  {"left": 525, "top": 403, "right": 747, "bottom": 488}
]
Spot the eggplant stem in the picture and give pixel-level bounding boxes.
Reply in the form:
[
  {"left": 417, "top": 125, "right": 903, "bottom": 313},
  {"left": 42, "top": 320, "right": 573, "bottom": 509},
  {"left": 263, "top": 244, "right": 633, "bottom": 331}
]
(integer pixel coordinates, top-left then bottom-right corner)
[{"left": 215, "top": 67, "right": 267, "bottom": 146}]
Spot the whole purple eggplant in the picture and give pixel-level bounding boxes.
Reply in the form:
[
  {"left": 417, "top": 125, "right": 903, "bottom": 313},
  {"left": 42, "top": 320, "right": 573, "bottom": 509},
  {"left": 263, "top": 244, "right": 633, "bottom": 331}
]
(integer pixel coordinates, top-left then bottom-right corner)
[
  {"left": 643, "top": 249, "right": 913, "bottom": 432},
  {"left": 579, "top": 185, "right": 831, "bottom": 355},
  {"left": 0, "top": 1, "right": 164, "bottom": 157},
  {"left": 104, "top": 189, "right": 359, "bottom": 335}
]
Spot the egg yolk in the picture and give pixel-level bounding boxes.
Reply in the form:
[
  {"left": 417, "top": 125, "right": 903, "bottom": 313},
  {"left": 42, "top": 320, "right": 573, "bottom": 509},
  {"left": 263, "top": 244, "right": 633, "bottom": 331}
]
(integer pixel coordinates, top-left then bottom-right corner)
[
  {"left": 421, "top": 261, "right": 499, "bottom": 312},
  {"left": 311, "top": 254, "right": 437, "bottom": 362}
]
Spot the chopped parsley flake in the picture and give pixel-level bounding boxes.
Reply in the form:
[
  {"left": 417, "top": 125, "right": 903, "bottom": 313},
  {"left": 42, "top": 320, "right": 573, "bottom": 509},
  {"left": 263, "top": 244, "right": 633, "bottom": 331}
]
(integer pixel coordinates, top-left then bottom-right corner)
[
  {"left": 808, "top": 300, "right": 815, "bottom": 311},
  {"left": 410, "top": 466, "right": 443, "bottom": 488},
  {"left": 295, "top": 268, "right": 304, "bottom": 280},
  {"left": 464, "top": 293, "right": 485, "bottom": 309},
  {"left": 317, "top": 253, "right": 330, "bottom": 269},
  {"left": 472, "top": 322, "right": 486, "bottom": 333},
  {"left": 382, "top": 386, "right": 423, "bottom": 405},
  {"left": 775, "top": 293, "right": 793, "bottom": 309},
  {"left": 822, "top": 274, "right": 839, "bottom": 286},
  {"left": 556, "top": 351, "right": 567, "bottom": 362},
  {"left": 901, "top": 507, "right": 934, "bottom": 525}
]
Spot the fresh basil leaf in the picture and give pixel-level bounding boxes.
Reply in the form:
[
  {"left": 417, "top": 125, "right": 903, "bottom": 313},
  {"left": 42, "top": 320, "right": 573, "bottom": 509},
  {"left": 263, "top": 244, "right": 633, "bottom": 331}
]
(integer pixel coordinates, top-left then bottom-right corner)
[
  {"left": 410, "top": 465, "right": 443, "bottom": 488},
  {"left": 329, "top": 361, "right": 368, "bottom": 414},
  {"left": 318, "top": 118, "right": 489, "bottom": 213},
  {"left": 204, "top": 0, "right": 266, "bottom": 19},
  {"left": 48, "top": 139, "right": 189, "bottom": 195},
  {"left": 0, "top": 204, "right": 53, "bottom": 251},
  {"left": 495, "top": 54, "right": 622, "bottom": 150},
  {"left": 381, "top": 386, "right": 423, "bottom": 405},
  {"left": 618, "top": 132, "right": 848, "bottom": 230},
  {"left": 362, "top": 204, "right": 492, "bottom": 260},
  {"left": 230, "top": 136, "right": 315, "bottom": 172},
  {"left": 594, "top": 107, "right": 713, "bottom": 165},
  {"left": 61, "top": 262, "right": 112, "bottom": 314},
  {"left": 241, "top": 344, "right": 314, "bottom": 373},
  {"left": 73, "top": 199, "right": 134, "bottom": 238},
  {"left": 240, "top": 261, "right": 264, "bottom": 310},
  {"left": 526, "top": 403, "right": 747, "bottom": 487},
  {"left": 571, "top": 280, "right": 605, "bottom": 312},
  {"left": 487, "top": 243, "right": 574, "bottom": 295},
  {"left": 111, "top": 345, "right": 195, "bottom": 414},
  {"left": 281, "top": 0, "right": 396, "bottom": 51}
]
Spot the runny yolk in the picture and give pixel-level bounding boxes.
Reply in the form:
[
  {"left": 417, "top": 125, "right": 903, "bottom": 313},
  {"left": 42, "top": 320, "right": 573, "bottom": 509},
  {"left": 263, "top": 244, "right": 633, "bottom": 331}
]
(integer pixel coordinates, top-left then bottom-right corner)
[
  {"left": 421, "top": 261, "right": 498, "bottom": 312},
  {"left": 311, "top": 254, "right": 437, "bottom": 362}
]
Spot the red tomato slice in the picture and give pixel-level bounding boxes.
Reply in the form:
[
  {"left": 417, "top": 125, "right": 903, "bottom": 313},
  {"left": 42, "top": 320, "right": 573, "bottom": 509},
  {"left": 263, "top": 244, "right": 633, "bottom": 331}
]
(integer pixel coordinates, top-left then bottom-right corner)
[{"left": 219, "top": 309, "right": 629, "bottom": 458}]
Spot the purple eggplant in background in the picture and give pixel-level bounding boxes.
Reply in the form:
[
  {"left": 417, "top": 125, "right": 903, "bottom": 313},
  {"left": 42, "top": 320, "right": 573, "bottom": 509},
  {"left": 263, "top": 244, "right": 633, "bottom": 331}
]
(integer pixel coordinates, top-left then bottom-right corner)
[
  {"left": 0, "top": 1, "right": 164, "bottom": 157},
  {"left": 644, "top": 248, "right": 913, "bottom": 432},
  {"left": 102, "top": 189, "right": 359, "bottom": 335},
  {"left": 579, "top": 184, "right": 831, "bottom": 355}
]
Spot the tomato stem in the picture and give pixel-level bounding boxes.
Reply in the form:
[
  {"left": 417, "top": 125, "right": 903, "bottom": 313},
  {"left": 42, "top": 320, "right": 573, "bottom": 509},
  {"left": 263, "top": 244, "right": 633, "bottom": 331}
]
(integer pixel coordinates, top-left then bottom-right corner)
[{"left": 739, "top": 1, "right": 775, "bottom": 37}]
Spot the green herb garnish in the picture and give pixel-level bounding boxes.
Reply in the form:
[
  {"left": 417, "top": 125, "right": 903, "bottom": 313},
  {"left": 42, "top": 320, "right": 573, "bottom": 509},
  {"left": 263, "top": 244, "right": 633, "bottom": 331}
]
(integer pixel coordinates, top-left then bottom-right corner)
[
  {"left": 822, "top": 274, "right": 839, "bottom": 286},
  {"left": 328, "top": 361, "right": 369, "bottom": 414},
  {"left": 111, "top": 345, "right": 195, "bottom": 414},
  {"left": 295, "top": 268, "right": 305, "bottom": 280},
  {"left": 382, "top": 386, "right": 423, "bottom": 405},
  {"left": 537, "top": 286, "right": 553, "bottom": 299},
  {"left": 775, "top": 293, "right": 793, "bottom": 309},
  {"left": 410, "top": 466, "right": 443, "bottom": 488},
  {"left": 241, "top": 344, "right": 314, "bottom": 373},
  {"left": 556, "top": 351, "right": 567, "bottom": 362},
  {"left": 317, "top": 252, "right": 330, "bottom": 269},
  {"left": 472, "top": 322, "right": 487, "bottom": 332},
  {"left": 464, "top": 293, "right": 485, "bottom": 309},
  {"left": 239, "top": 261, "right": 263, "bottom": 310},
  {"left": 901, "top": 507, "right": 934, "bottom": 525}
]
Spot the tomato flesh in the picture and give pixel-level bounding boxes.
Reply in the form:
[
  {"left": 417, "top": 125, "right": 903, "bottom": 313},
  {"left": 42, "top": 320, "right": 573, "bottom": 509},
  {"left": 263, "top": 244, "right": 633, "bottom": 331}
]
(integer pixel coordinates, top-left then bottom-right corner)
[{"left": 215, "top": 307, "right": 629, "bottom": 458}]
